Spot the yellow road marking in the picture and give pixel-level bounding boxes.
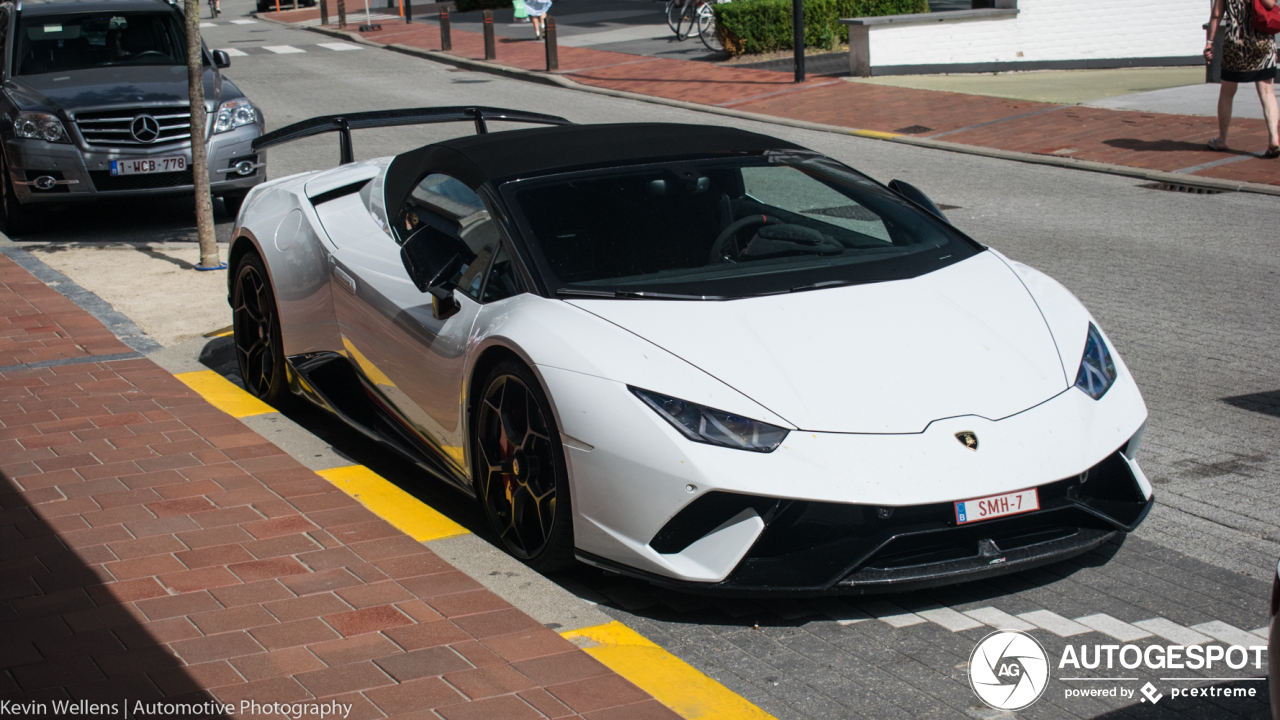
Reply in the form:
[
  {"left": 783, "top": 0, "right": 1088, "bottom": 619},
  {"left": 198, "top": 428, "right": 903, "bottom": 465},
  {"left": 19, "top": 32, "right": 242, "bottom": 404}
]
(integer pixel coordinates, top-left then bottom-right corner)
[
  {"left": 562, "top": 621, "right": 775, "bottom": 720},
  {"left": 203, "top": 325, "right": 235, "bottom": 338},
  {"left": 175, "top": 370, "right": 275, "bottom": 418},
  {"left": 850, "top": 129, "right": 903, "bottom": 140},
  {"left": 317, "top": 464, "right": 469, "bottom": 542}
]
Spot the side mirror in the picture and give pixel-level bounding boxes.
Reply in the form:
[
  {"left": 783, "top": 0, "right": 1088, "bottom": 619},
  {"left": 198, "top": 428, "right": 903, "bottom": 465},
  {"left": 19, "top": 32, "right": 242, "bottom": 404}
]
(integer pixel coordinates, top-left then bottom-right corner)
[
  {"left": 429, "top": 285, "right": 461, "bottom": 321},
  {"left": 212, "top": 49, "right": 231, "bottom": 68},
  {"left": 888, "top": 179, "right": 949, "bottom": 223},
  {"left": 400, "top": 225, "right": 476, "bottom": 319}
]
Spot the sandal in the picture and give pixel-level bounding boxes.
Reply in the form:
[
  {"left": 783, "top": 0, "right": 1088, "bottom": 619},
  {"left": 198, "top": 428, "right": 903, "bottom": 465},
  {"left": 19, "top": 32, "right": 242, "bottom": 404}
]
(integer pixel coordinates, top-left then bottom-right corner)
[
  {"left": 1208, "top": 137, "right": 1229, "bottom": 151},
  {"left": 1266, "top": 146, "right": 1280, "bottom": 159}
]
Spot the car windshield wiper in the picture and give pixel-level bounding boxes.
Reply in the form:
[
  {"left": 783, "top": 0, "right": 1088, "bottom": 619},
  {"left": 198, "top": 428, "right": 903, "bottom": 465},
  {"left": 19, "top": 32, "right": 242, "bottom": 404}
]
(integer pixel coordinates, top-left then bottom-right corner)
[
  {"left": 556, "top": 288, "right": 729, "bottom": 301},
  {"left": 787, "top": 278, "right": 886, "bottom": 293}
]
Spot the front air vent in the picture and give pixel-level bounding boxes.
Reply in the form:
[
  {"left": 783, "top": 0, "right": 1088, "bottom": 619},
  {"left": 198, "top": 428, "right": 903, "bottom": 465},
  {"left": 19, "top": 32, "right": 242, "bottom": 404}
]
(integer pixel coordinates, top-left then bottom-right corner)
[{"left": 75, "top": 106, "right": 193, "bottom": 147}]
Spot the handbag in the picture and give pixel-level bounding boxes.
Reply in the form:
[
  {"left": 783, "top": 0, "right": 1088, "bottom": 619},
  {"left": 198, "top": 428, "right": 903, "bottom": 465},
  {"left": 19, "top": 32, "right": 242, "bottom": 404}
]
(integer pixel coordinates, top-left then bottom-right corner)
[
  {"left": 1253, "top": 0, "right": 1280, "bottom": 35},
  {"left": 513, "top": 0, "right": 529, "bottom": 18}
]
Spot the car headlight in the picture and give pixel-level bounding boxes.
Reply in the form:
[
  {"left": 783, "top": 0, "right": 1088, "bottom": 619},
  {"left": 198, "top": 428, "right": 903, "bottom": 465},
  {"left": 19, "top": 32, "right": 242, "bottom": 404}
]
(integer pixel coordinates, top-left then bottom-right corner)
[
  {"left": 1074, "top": 323, "right": 1116, "bottom": 399},
  {"left": 214, "top": 99, "right": 258, "bottom": 134},
  {"left": 14, "top": 112, "right": 69, "bottom": 143},
  {"left": 631, "top": 387, "right": 789, "bottom": 452}
]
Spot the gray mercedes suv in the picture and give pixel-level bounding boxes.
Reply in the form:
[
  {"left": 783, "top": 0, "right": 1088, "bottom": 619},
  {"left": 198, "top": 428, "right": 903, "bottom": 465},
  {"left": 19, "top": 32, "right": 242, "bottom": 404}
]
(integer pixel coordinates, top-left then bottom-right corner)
[{"left": 0, "top": 0, "right": 265, "bottom": 234}]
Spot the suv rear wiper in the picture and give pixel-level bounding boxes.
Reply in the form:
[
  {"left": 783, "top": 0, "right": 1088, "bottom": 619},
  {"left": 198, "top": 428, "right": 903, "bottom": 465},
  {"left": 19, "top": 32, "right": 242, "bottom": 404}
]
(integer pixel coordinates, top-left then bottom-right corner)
[{"left": 556, "top": 288, "right": 729, "bottom": 301}]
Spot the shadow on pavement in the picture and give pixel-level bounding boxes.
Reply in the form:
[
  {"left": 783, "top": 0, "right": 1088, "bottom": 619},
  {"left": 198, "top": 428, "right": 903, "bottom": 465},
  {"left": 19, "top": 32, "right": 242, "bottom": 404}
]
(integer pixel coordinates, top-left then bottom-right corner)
[
  {"left": 1223, "top": 389, "right": 1280, "bottom": 419},
  {"left": 0, "top": 474, "right": 223, "bottom": 709},
  {"left": 7, "top": 195, "right": 238, "bottom": 244}
]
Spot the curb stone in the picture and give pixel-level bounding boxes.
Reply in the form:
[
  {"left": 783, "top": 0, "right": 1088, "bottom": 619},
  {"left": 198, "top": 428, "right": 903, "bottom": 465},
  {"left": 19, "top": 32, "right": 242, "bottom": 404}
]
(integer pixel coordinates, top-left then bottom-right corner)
[{"left": 260, "top": 14, "right": 1280, "bottom": 197}]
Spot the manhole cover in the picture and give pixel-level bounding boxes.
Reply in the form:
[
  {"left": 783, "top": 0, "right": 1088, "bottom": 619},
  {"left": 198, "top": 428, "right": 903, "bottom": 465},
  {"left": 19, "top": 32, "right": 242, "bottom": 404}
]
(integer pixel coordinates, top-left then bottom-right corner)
[{"left": 894, "top": 125, "right": 933, "bottom": 134}]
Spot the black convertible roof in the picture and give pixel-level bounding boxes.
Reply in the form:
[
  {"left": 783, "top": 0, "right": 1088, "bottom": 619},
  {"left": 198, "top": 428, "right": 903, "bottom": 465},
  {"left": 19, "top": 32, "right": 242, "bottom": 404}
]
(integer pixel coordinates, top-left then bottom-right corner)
[
  {"left": 382, "top": 123, "right": 804, "bottom": 224},
  {"left": 435, "top": 123, "right": 803, "bottom": 180}
]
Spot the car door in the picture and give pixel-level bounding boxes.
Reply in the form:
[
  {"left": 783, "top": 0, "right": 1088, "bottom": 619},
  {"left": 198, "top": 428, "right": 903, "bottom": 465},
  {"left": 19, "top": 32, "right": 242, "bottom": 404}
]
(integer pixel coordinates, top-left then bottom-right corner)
[{"left": 328, "top": 172, "right": 501, "bottom": 480}]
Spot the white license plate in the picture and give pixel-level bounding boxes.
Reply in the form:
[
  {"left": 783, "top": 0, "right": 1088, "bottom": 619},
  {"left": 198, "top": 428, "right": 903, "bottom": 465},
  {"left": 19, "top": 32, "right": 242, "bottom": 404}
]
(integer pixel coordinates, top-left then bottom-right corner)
[
  {"left": 109, "top": 156, "right": 188, "bottom": 176},
  {"left": 955, "top": 488, "right": 1039, "bottom": 525}
]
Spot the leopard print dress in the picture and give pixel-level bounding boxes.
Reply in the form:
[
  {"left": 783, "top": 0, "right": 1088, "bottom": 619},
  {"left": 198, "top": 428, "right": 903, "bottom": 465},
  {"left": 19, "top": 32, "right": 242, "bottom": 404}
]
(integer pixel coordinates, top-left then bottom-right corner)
[{"left": 1222, "top": 0, "right": 1277, "bottom": 80}]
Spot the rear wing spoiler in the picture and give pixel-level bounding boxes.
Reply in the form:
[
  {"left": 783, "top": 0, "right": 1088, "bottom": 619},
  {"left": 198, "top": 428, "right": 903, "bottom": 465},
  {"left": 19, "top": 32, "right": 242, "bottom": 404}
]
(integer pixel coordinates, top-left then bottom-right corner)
[{"left": 251, "top": 106, "right": 573, "bottom": 165}]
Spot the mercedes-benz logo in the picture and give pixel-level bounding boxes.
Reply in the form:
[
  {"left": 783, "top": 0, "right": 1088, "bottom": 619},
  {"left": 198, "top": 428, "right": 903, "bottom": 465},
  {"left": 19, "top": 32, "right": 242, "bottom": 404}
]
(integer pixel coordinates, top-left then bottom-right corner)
[{"left": 130, "top": 114, "right": 160, "bottom": 143}]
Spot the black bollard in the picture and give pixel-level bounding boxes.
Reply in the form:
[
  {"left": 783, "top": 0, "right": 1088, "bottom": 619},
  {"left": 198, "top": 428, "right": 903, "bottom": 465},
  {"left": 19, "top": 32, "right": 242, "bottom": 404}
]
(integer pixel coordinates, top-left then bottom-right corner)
[
  {"left": 441, "top": 9, "right": 452, "bottom": 50},
  {"left": 337, "top": 0, "right": 346, "bottom": 29},
  {"left": 545, "top": 15, "right": 558, "bottom": 71},
  {"left": 483, "top": 10, "right": 496, "bottom": 60},
  {"left": 320, "top": 0, "right": 328, "bottom": 24},
  {"left": 404, "top": 0, "right": 412, "bottom": 23}
]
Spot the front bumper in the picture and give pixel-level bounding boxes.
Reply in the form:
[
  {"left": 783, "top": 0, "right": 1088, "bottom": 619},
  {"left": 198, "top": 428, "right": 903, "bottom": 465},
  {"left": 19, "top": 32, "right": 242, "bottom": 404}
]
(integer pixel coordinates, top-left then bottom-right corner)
[
  {"left": 578, "top": 448, "right": 1153, "bottom": 595},
  {"left": 5, "top": 123, "right": 264, "bottom": 204},
  {"left": 540, "top": 350, "right": 1150, "bottom": 592}
]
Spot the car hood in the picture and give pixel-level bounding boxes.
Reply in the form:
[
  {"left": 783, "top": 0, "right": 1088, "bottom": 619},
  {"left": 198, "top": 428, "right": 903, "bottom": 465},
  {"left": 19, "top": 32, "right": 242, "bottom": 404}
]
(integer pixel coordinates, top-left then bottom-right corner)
[
  {"left": 7, "top": 66, "right": 219, "bottom": 114},
  {"left": 567, "top": 251, "right": 1071, "bottom": 434}
]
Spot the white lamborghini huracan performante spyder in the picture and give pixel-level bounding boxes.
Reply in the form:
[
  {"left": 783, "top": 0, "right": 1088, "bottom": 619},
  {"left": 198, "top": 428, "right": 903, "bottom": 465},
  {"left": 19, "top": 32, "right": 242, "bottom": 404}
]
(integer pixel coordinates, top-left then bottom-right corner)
[{"left": 228, "top": 107, "right": 1152, "bottom": 594}]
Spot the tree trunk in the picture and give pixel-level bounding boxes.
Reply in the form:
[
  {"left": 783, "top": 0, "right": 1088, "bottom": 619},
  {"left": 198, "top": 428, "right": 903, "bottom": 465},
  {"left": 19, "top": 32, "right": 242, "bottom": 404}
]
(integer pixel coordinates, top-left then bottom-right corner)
[{"left": 185, "top": 0, "right": 221, "bottom": 269}]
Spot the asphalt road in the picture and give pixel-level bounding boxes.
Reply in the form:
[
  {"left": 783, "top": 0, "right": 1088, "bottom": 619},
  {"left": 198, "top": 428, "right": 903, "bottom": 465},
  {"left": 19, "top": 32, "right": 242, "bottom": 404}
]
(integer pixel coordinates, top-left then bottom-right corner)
[{"left": 16, "top": 4, "right": 1280, "bottom": 717}]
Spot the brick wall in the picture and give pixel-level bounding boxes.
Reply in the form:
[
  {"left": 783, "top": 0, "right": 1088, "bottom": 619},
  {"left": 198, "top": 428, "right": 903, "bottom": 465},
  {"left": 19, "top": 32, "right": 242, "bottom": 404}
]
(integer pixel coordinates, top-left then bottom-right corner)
[{"left": 869, "top": 0, "right": 1206, "bottom": 69}]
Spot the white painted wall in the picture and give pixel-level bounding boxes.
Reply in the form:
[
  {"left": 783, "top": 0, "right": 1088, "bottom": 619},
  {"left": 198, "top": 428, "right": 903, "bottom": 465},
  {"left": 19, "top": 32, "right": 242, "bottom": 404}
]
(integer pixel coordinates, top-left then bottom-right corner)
[{"left": 868, "top": 0, "right": 1206, "bottom": 69}]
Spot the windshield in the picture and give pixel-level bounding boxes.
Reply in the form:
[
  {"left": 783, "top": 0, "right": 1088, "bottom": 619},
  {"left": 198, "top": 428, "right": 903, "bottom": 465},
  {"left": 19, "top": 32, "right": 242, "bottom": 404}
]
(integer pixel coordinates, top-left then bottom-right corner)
[
  {"left": 16, "top": 12, "right": 187, "bottom": 76},
  {"left": 501, "top": 152, "right": 981, "bottom": 299}
]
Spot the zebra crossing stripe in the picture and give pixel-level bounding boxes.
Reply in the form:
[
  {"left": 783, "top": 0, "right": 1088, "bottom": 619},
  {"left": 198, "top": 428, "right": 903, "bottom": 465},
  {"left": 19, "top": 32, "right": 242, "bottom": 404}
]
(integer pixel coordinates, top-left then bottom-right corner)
[
  {"left": 221, "top": 48, "right": 248, "bottom": 57},
  {"left": 915, "top": 605, "right": 983, "bottom": 632},
  {"left": 1017, "top": 610, "right": 1091, "bottom": 637},
  {"left": 963, "top": 606, "right": 1035, "bottom": 632},
  {"left": 1192, "top": 621, "right": 1268, "bottom": 647},
  {"left": 264, "top": 45, "right": 306, "bottom": 54},
  {"left": 1075, "top": 614, "right": 1152, "bottom": 642},
  {"left": 809, "top": 598, "right": 871, "bottom": 626},
  {"left": 862, "top": 600, "right": 926, "bottom": 628},
  {"left": 1133, "top": 617, "right": 1212, "bottom": 645},
  {"left": 815, "top": 600, "right": 1264, "bottom": 652},
  {"left": 230, "top": 18, "right": 257, "bottom": 24},
  {"left": 199, "top": 22, "right": 216, "bottom": 27},
  {"left": 317, "top": 42, "right": 361, "bottom": 51}
]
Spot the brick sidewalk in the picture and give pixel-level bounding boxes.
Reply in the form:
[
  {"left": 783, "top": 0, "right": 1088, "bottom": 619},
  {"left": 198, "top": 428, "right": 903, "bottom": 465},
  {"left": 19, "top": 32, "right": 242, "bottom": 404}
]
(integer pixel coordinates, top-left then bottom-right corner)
[
  {"left": 273, "top": 12, "right": 1280, "bottom": 188},
  {"left": 0, "top": 253, "right": 677, "bottom": 718}
]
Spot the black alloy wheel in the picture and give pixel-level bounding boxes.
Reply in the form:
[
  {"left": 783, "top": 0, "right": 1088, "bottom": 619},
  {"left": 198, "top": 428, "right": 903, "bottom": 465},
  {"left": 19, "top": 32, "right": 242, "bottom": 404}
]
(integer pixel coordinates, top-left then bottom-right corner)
[
  {"left": 0, "top": 155, "right": 36, "bottom": 236},
  {"left": 474, "top": 361, "right": 574, "bottom": 571},
  {"left": 231, "top": 253, "right": 291, "bottom": 407}
]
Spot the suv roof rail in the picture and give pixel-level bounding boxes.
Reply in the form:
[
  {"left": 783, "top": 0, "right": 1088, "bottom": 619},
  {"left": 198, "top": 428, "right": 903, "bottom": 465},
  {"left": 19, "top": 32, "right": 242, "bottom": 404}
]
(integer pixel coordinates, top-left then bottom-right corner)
[{"left": 251, "top": 106, "right": 572, "bottom": 165}]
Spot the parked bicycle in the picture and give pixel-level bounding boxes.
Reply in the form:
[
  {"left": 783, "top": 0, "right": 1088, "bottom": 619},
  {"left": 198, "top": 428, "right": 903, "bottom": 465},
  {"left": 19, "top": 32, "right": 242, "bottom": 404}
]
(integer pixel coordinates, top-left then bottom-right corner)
[{"left": 665, "top": 0, "right": 726, "bottom": 51}]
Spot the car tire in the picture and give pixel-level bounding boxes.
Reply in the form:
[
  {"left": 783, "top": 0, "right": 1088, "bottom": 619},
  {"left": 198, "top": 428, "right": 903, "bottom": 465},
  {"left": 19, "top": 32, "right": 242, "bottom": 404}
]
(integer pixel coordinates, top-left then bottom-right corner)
[
  {"left": 221, "top": 191, "right": 248, "bottom": 220},
  {"left": 0, "top": 156, "right": 37, "bottom": 237},
  {"left": 231, "top": 252, "right": 293, "bottom": 409},
  {"left": 472, "top": 360, "right": 576, "bottom": 572}
]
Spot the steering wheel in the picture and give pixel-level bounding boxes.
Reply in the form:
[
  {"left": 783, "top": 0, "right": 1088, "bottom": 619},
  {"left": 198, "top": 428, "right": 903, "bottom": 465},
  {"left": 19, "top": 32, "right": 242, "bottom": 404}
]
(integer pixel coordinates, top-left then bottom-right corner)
[
  {"left": 130, "top": 51, "right": 168, "bottom": 60},
  {"left": 708, "top": 214, "right": 779, "bottom": 264}
]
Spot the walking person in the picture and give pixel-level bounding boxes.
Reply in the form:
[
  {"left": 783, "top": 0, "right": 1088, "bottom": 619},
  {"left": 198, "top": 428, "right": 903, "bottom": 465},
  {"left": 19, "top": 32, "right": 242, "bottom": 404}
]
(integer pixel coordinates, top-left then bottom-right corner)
[
  {"left": 1205, "top": 0, "right": 1280, "bottom": 157},
  {"left": 526, "top": 0, "right": 551, "bottom": 39}
]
